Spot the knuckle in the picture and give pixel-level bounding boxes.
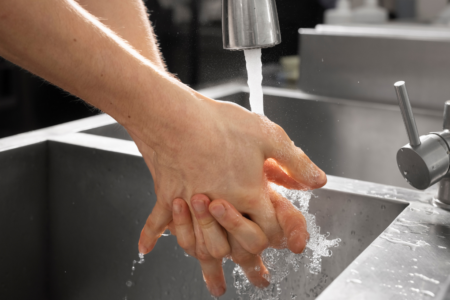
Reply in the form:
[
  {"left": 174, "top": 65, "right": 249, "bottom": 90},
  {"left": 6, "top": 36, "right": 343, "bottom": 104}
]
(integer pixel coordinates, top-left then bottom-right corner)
[
  {"left": 210, "top": 247, "right": 230, "bottom": 260},
  {"left": 143, "top": 219, "right": 158, "bottom": 237},
  {"left": 247, "top": 239, "right": 269, "bottom": 254},
  {"left": 198, "top": 218, "right": 217, "bottom": 229},
  {"left": 226, "top": 214, "right": 243, "bottom": 232},
  {"left": 196, "top": 247, "right": 213, "bottom": 262},
  {"left": 178, "top": 237, "right": 195, "bottom": 252},
  {"left": 231, "top": 252, "right": 253, "bottom": 265}
]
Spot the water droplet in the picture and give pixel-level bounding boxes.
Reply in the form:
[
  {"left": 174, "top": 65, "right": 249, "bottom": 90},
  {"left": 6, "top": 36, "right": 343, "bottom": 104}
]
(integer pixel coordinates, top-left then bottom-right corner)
[
  {"left": 347, "top": 279, "right": 362, "bottom": 284},
  {"left": 126, "top": 280, "right": 133, "bottom": 288},
  {"left": 404, "top": 171, "right": 408, "bottom": 175}
]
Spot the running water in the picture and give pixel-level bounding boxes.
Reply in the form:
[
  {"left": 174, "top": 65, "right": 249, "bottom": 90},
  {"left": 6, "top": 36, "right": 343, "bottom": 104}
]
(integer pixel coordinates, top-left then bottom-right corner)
[
  {"left": 124, "top": 253, "right": 145, "bottom": 299},
  {"left": 232, "top": 187, "right": 341, "bottom": 300},
  {"left": 231, "top": 51, "right": 341, "bottom": 300},
  {"left": 244, "top": 49, "right": 264, "bottom": 115}
]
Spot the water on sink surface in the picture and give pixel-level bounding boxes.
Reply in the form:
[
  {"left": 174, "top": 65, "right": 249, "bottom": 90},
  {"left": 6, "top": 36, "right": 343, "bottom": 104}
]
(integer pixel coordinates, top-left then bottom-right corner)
[{"left": 379, "top": 234, "right": 430, "bottom": 251}]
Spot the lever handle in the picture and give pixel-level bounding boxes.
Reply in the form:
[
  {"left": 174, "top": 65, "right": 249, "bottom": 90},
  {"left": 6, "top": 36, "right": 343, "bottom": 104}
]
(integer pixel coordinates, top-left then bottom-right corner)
[
  {"left": 394, "top": 81, "right": 421, "bottom": 147},
  {"left": 443, "top": 100, "right": 450, "bottom": 130}
]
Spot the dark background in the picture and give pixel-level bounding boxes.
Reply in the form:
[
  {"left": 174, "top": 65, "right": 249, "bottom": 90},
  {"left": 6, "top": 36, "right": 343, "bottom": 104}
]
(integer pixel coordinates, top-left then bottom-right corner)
[{"left": 0, "top": 0, "right": 325, "bottom": 138}]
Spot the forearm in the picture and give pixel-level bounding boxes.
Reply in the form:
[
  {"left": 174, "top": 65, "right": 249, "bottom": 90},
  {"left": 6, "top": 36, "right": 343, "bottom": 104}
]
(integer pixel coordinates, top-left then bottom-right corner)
[
  {"left": 74, "top": 0, "right": 166, "bottom": 71},
  {"left": 0, "top": 0, "right": 196, "bottom": 149}
]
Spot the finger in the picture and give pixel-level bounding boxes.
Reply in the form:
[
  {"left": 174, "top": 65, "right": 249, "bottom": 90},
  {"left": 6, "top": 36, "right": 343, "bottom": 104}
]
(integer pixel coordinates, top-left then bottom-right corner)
[
  {"left": 172, "top": 198, "right": 196, "bottom": 256},
  {"left": 138, "top": 200, "right": 173, "bottom": 254},
  {"left": 191, "top": 194, "right": 231, "bottom": 259},
  {"left": 199, "top": 259, "right": 227, "bottom": 297},
  {"left": 229, "top": 235, "right": 270, "bottom": 288},
  {"left": 209, "top": 199, "right": 268, "bottom": 255},
  {"left": 261, "top": 117, "right": 327, "bottom": 189},
  {"left": 193, "top": 219, "right": 227, "bottom": 297},
  {"left": 269, "top": 187, "right": 309, "bottom": 254},
  {"left": 264, "top": 158, "right": 308, "bottom": 190},
  {"left": 167, "top": 221, "right": 176, "bottom": 236}
]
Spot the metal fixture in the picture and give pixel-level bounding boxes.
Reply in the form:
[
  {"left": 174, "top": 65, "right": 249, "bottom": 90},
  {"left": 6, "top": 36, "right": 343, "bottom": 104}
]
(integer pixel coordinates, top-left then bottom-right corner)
[
  {"left": 222, "top": 0, "right": 281, "bottom": 50},
  {"left": 395, "top": 81, "right": 450, "bottom": 209}
]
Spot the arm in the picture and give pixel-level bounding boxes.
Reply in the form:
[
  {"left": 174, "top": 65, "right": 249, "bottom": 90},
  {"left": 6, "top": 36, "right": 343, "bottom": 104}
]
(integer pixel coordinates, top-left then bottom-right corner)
[
  {"left": 0, "top": 0, "right": 181, "bottom": 140},
  {"left": 74, "top": 0, "right": 166, "bottom": 71}
]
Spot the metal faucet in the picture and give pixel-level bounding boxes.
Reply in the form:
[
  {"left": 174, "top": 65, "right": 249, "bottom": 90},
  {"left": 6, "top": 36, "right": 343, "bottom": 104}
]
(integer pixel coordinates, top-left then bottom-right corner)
[
  {"left": 395, "top": 81, "right": 450, "bottom": 210},
  {"left": 222, "top": 0, "right": 282, "bottom": 50}
]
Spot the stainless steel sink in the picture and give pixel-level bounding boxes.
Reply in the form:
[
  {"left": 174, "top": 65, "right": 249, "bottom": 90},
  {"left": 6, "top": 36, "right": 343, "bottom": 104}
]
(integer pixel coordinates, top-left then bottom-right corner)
[{"left": 1, "top": 84, "right": 450, "bottom": 299}]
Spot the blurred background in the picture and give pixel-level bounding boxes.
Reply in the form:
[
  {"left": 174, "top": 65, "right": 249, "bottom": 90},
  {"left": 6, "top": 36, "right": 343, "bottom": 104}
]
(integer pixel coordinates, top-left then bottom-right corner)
[{"left": 1, "top": 0, "right": 450, "bottom": 138}]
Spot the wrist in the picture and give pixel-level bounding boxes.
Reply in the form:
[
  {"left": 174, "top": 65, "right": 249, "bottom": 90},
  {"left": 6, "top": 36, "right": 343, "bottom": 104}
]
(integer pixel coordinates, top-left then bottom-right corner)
[{"left": 117, "top": 68, "right": 208, "bottom": 152}]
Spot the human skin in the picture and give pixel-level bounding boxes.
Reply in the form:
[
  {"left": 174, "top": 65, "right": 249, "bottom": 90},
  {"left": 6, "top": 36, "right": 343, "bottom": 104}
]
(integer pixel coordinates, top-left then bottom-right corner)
[{"left": 0, "top": 0, "right": 326, "bottom": 296}]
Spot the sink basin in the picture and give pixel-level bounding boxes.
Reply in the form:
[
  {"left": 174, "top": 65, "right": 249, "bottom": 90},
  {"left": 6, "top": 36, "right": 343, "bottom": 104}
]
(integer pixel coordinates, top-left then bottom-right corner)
[
  {"left": 1, "top": 131, "right": 407, "bottom": 299},
  {"left": 2, "top": 85, "right": 450, "bottom": 299}
]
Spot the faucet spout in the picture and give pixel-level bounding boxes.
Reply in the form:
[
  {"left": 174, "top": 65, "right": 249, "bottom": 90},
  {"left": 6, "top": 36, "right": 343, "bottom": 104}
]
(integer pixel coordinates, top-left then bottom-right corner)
[{"left": 222, "top": 0, "right": 282, "bottom": 50}]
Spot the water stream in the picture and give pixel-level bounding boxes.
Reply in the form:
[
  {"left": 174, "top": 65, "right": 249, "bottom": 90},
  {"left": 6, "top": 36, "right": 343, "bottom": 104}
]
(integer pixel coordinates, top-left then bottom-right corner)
[
  {"left": 244, "top": 49, "right": 264, "bottom": 115},
  {"left": 229, "top": 50, "right": 342, "bottom": 300}
]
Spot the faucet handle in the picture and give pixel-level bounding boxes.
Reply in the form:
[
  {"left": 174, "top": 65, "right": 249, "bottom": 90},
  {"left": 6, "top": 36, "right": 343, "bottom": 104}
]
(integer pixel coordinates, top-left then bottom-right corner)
[
  {"left": 443, "top": 100, "right": 450, "bottom": 130},
  {"left": 395, "top": 81, "right": 450, "bottom": 190},
  {"left": 394, "top": 81, "right": 421, "bottom": 147}
]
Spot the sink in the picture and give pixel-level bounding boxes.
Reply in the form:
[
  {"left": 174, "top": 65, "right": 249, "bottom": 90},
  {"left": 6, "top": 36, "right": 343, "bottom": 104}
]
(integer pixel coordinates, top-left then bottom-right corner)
[
  {"left": 0, "top": 131, "right": 407, "bottom": 299},
  {"left": 2, "top": 84, "right": 450, "bottom": 299}
]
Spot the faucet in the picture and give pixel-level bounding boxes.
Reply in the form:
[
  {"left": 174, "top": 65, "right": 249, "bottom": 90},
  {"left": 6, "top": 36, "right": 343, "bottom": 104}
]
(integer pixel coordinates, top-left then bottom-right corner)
[
  {"left": 222, "top": 0, "right": 282, "bottom": 50},
  {"left": 395, "top": 81, "right": 450, "bottom": 210}
]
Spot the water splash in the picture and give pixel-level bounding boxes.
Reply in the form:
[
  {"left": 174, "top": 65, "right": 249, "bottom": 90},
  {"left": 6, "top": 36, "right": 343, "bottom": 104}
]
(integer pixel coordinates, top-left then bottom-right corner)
[
  {"left": 232, "top": 187, "right": 341, "bottom": 300},
  {"left": 244, "top": 49, "right": 264, "bottom": 115},
  {"left": 130, "top": 253, "right": 145, "bottom": 276}
]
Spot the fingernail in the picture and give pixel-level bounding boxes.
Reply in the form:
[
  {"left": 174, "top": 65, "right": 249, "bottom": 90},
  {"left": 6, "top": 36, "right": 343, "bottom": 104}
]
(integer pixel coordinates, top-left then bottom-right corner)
[
  {"left": 173, "top": 201, "right": 182, "bottom": 214},
  {"left": 138, "top": 243, "right": 148, "bottom": 254},
  {"left": 211, "top": 285, "right": 226, "bottom": 297},
  {"left": 192, "top": 199, "right": 206, "bottom": 213},
  {"left": 210, "top": 203, "right": 225, "bottom": 218}
]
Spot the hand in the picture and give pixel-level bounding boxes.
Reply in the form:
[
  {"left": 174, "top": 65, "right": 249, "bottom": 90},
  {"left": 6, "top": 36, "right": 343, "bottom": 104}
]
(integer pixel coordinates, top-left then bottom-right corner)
[
  {"left": 168, "top": 187, "right": 311, "bottom": 297},
  {"left": 130, "top": 88, "right": 326, "bottom": 295},
  {"left": 169, "top": 195, "right": 271, "bottom": 296}
]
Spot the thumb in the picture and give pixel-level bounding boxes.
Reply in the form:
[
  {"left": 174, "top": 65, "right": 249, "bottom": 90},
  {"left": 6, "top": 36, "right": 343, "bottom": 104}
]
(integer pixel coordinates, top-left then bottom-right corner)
[
  {"left": 264, "top": 158, "right": 308, "bottom": 190},
  {"left": 261, "top": 118, "right": 326, "bottom": 189}
]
